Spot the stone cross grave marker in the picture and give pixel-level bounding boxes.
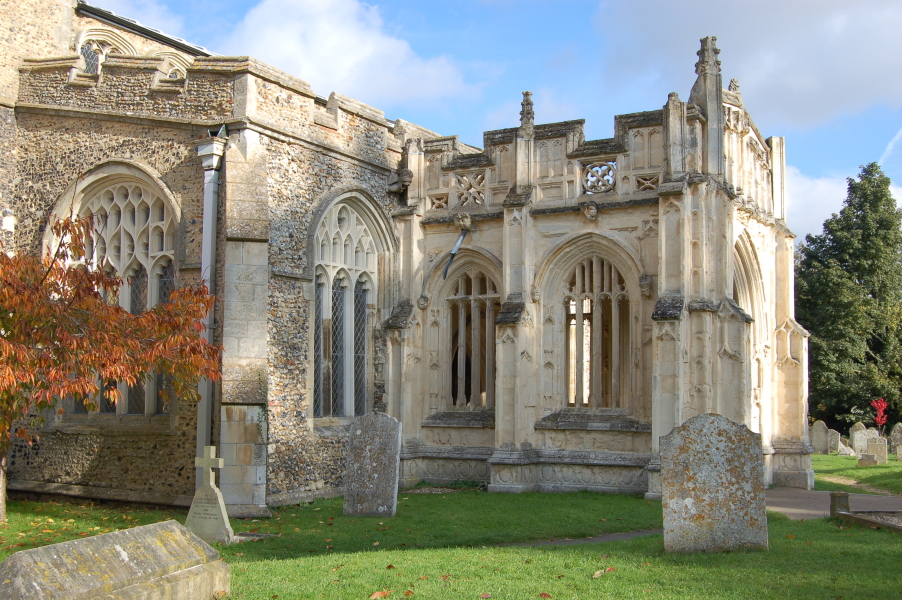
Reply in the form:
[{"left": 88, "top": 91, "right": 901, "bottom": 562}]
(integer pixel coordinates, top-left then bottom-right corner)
[
  {"left": 0, "top": 520, "right": 230, "bottom": 600},
  {"left": 661, "top": 413, "right": 768, "bottom": 553},
  {"left": 186, "top": 445, "right": 235, "bottom": 545},
  {"left": 867, "top": 438, "right": 888, "bottom": 464},
  {"left": 344, "top": 412, "right": 402, "bottom": 517},
  {"left": 810, "top": 420, "right": 828, "bottom": 454}
]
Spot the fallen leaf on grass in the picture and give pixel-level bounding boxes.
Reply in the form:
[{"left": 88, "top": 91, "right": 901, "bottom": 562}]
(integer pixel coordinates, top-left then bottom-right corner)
[
  {"left": 539, "top": 594, "right": 552, "bottom": 599},
  {"left": 786, "top": 535, "right": 795, "bottom": 539},
  {"left": 419, "top": 576, "right": 428, "bottom": 580},
  {"left": 387, "top": 565, "right": 396, "bottom": 569},
  {"left": 331, "top": 580, "right": 340, "bottom": 584},
  {"left": 592, "top": 571, "right": 605, "bottom": 579},
  {"left": 441, "top": 575, "right": 450, "bottom": 581},
  {"left": 404, "top": 592, "right": 414, "bottom": 597},
  {"left": 370, "top": 592, "right": 391, "bottom": 599},
  {"left": 557, "top": 575, "right": 565, "bottom": 579},
  {"left": 235, "top": 553, "right": 244, "bottom": 556},
  {"left": 324, "top": 539, "right": 332, "bottom": 542},
  {"left": 373, "top": 542, "right": 380, "bottom": 546},
  {"left": 480, "top": 595, "right": 492, "bottom": 599}
]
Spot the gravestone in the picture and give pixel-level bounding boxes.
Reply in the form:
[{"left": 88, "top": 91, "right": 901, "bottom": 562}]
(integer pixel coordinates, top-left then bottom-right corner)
[
  {"left": 0, "top": 520, "right": 230, "bottom": 599},
  {"left": 850, "top": 422, "right": 868, "bottom": 454},
  {"left": 343, "top": 412, "right": 402, "bottom": 517},
  {"left": 897, "top": 446, "right": 902, "bottom": 461},
  {"left": 810, "top": 420, "right": 828, "bottom": 454},
  {"left": 889, "top": 423, "right": 902, "bottom": 454},
  {"left": 827, "top": 429, "right": 841, "bottom": 454},
  {"left": 858, "top": 453, "right": 877, "bottom": 466},
  {"left": 867, "top": 438, "right": 888, "bottom": 465},
  {"left": 660, "top": 413, "right": 768, "bottom": 553},
  {"left": 185, "top": 446, "right": 235, "bottom": 545},
  {"left": 838, "top": 442, "right": 856, "bottom": 456}
]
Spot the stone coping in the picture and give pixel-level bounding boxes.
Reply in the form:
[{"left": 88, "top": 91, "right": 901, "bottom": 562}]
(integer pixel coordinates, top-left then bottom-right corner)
[
  {"left": 488, "top": 448, "right": 654, "bottom": 467},
  {"left": 421, "top": 409, "right": 495, "bottom": 428},
  {"left": 534, "top": 408, "right": 651, "bottom": 432},
  {"left": 401, "top": 446, "right": 494, "bottom": 461},
  {"left": 837, "top": 511, "right": 902, "bottom": 534},
  {"left": 8, "top": 479, "right": 192, "bottom": 507}
]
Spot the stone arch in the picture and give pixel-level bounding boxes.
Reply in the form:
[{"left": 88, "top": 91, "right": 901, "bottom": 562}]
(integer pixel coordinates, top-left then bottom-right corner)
[{"left": 74, "top": 28, "right": 139, "bottom": 56}]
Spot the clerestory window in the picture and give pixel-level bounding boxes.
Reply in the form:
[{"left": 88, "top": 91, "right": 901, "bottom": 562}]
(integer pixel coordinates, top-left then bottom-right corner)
[
  {"left": 313, "top": 203, "right": 377, "bottom": 418},
  {"left": 73, "top": 179, "right": 178, "bottom": 416},
  {"left": 563, "top": 257, "right": 630, "bottom": 408}
]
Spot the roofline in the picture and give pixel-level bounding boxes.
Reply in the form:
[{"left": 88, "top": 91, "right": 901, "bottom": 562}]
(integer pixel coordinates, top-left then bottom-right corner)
[{"left": 75, "top": 1, "right": 213, "bottom": 57}]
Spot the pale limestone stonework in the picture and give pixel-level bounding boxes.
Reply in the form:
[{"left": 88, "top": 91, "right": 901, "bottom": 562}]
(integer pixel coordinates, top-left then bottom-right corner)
[{"left": 3, "top": 4, "right": 814, "bottom": 512}]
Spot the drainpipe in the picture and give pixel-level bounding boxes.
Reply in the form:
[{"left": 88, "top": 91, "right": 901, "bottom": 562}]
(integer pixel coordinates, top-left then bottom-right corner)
[{"left": 194, "top": 135, "right": 226, "bottom": 488}]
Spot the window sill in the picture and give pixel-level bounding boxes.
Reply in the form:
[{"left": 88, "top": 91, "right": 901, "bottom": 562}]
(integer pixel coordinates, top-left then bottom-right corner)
[
  {"left": 534, "top": 408, "right": 650, "bottom": 432},
  {"left": 421, "top": 409, "right": 495, "bottom": 429}
]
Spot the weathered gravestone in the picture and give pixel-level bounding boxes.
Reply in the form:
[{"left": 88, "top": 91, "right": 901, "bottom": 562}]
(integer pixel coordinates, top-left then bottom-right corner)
[
  {"left": 850, "top": 422, "right": 868, "bottom": 454},
  {"left": 810, "top": 420, "right": 829, "bottom": 454},
  {"left": 0, "top": 520, "right": 229, "bottom": 600},
  {"left": 827, "top": 429, "right": 841, "bottom": 454},
  {"left": 889, "top": 423, "right": 902, "bottom": 454},
  {"left": 344, "top": 412, "right": 402, "bottom": 517},
  {"left": 185, "top": 446, "right": 235, "bottom": 545},
  {"left": 897, "top": 446, "right": 902, "bottom": 461},
  {"left": 858, "top": 453, "right": 877, "bottom": 466},
  {"left": 660, "top": 413, "right": 768, "bottom": 553},
  {"left": 867, "top": 438, "right": 888, "bottom": 465}
]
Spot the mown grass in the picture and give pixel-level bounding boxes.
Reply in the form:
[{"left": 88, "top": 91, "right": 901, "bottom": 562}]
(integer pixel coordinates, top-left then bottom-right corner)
[
  {"left": 811, "top": 453, "right": 902, "bottom": 495},
  {"left": 3, "top": 488, "right": 902, "bottom": 599}
]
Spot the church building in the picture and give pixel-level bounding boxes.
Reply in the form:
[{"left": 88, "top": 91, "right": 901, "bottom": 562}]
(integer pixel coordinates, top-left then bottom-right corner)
[{"left": 2, "top": 1, "right": 813, "bottom": 516}]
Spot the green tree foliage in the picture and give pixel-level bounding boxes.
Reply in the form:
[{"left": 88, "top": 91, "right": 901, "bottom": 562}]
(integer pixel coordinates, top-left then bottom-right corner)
[{"left": 796, "top": 163, "right": 902, "bottom": 429}]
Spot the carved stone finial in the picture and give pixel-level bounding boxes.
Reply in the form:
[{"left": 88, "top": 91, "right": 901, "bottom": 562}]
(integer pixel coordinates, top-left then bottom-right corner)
[
  {"left": 518, "top": 91, "right": 534, "bottom": 139},
  {"left": 729, "top": 78, "right": 740, "bottom": 92},
  {"left": 668, "top": 91, "right": 680, "bottom": 102},
  {"left": 694, "top": 36, "right": 721, "bottom": 76}
]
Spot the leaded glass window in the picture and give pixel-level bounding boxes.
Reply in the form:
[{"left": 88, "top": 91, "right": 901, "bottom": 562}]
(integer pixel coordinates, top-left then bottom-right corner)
[
  {"left": 76, "top": 178, "right": 178, "bottom": 417},
  {"left": 312, "top": 202, "right": 379, "bottom": 418},
  {"left": 80, "top": 43, "right": 99, "bottom": 75}
]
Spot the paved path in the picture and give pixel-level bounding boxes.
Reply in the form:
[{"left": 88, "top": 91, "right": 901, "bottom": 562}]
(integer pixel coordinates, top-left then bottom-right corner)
[{"left": 766, "top": 487, "right": 902, "bottom": 520}]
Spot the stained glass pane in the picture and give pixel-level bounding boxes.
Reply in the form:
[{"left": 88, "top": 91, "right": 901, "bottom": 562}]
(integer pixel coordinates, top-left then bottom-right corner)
[
  {"left": 130, "top": 266, "right": 147, "bottom": 314},
  {"left": 158, "top": 261, "right": 175, "bottom": 305}
]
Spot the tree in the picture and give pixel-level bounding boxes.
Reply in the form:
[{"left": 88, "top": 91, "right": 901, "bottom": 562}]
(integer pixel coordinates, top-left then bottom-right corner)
[
  {"left": 796, "top": 162, "right": 902, "bottom": 429},
  {"left": 0, "top": 215, "right": 220, "bottom": 520}
]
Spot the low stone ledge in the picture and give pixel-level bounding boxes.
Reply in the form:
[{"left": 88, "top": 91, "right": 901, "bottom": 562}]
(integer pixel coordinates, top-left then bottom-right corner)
[
  {"left": 401, "top": 446, "right": 494, "bottom": 461},
  {"left": 488, "top": 449, "right": 654, "bottom": 468},
  {"left": 7, "top": 479, "right": 192, "bottom": 507}
]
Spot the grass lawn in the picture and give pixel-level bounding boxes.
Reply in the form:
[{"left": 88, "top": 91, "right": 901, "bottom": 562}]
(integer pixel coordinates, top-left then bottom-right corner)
[
  {"left": 3, "top": 490, "right": 902, "bottom": 599},
  {"left": 812, "top": 453, "right": 902, "bottom": 495}
]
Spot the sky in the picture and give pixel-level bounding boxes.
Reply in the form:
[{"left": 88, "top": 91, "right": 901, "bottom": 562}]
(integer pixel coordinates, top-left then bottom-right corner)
[{"left": 94, "top": 0, "right": 902, "bottom": 242}]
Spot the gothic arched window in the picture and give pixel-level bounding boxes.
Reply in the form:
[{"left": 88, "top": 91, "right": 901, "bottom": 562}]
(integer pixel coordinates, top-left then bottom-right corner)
[
  {"left": 563, "top": 257, "right": 630, "bottom": 408},
  {"left": 444, "top": 268, "right": 500, "bottom": 408},
  {"left": 77, "top": 179, "right": 178, "bottom": 416},
  {"left": 313, "top": 203, "right": 378, "bottom": 418}
]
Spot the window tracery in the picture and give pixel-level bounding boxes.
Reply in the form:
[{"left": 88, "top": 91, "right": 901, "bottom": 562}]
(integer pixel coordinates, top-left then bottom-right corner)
[
  {"left": 77, "top": 178, "right": 178, "bottom": 416},
  {"left": 562, "top": 257, "right": 630, "bottom": 408},
  {"left": 313, "top": 203, "right": 378, "bottom": 418}
]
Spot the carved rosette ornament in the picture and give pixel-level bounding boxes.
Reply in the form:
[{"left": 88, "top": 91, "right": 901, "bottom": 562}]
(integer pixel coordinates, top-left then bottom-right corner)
[{"left": 583, "top": 162, "right": 616, "bottom": 194}]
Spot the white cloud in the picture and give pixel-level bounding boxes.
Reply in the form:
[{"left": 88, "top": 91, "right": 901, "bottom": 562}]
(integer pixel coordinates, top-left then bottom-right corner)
[
  {"left": 786, "top": 165, "right": 902, "bottom": 242},
  {"left": 90, "top": 0, "right": 185, "bottom": 38},
  {"left": 598, "top": 0, "right": 902, "bottom": 129},
  {"left": 220, "top": 0, "right": 473, "bottom": 110}
]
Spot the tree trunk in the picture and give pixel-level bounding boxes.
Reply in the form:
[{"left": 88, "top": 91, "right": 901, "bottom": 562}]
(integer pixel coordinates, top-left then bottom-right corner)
[{"left": 0, "top": 452, "right": 7, "bottom": 522}]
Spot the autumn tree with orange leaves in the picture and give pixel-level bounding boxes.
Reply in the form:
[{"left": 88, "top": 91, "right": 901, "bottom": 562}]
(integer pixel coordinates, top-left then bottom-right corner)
[{"left": 0, "top": 215, "right": 220, "bottom": 520}]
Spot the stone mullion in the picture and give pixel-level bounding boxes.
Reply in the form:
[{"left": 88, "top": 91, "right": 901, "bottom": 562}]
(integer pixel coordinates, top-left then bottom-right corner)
[
  {"left": 591, "top": 257, "right": 603, "bottom": 409},
  {"left": 574, "top": 266, "right": 585, "bottom": 407},
  {"left": 611, "top": 292, "right": 621, "bottom": 409},
  {"left": 457, "top": 299, "right": 467, "bottom": 407},
  {"left": 485, "top": 299, "right": 496, "bottom": 409},
  {"left": 471, "top": 297, "right": 482, "bottom": 408}
]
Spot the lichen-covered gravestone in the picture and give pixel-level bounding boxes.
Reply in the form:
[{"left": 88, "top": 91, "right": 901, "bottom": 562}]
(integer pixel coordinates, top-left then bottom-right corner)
[
  {"left": 810, "top": 420, "right": 828, "bottom": 454},
  {"left": 827, "top": 429, "right": 841, "bottom": 454},
  {"left": 850, "top": 422, "right": 868, "bottom": 454},
  {"left": 889, "top": 423, "right": 902, "bottom": 454},
  {"left": 867, "top": 438, "right": 888, "bottom": 465},
  {"left": 0, "top": 520, "right": 229, "bottom": 599},
  {"left": 344, "top": 412, "right": 402, "bottom": 517},
  {"left": 185, "top": 446, "right": 235, "bottom": 545},
  {"left": 661, "top": 413, "right": 768, "bottom": 553}
]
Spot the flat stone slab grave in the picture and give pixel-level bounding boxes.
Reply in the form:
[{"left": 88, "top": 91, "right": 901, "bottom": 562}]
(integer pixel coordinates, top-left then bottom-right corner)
[
  {"left": 661, "top": 413, "right": 768, "bottom": 553},
  {"left": 0, "top": 520, "right": 230, "bottom": 600},
  {"left": 186, "top": 445, "right": 235, "bottom": 545},
  {"left": 344, "top": 412, "right": 402, "bottom": 517}
]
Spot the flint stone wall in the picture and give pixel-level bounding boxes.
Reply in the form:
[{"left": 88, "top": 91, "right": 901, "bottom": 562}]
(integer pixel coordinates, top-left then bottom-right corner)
[{"left": 661, "top": 413, "right": 768, "bottom": 553}]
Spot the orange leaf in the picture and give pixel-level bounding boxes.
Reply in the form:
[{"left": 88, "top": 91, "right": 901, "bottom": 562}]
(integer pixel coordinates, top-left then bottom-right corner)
[
  {"left": 386, "top": 564, "right": 395, "bottom": 569},
  {"left": 370, "top": 592, "right": 391, "bottom": 599},
  {"left": 404, "top": 592, "right": 414, "bottom": 597},
  {"left": 481, "top": 595, "right": 492, "bottom": 599},
  {"left": 786, "top": 534, "right": 795, "bottom": 539},
  {"left": 539, "top": 594, "right": 552, "bottom": 599},
  {"left": 605, "top": 567, "right": 615, "bottom": 573}
]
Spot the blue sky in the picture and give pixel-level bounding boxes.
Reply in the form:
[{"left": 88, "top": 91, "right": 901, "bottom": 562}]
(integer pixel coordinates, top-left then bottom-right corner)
[{"left": 96, "top": 0, "right": 902, "bottom": 241}]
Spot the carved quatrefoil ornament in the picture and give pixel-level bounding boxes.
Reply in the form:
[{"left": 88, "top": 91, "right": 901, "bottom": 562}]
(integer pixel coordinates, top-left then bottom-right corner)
[{"left": 583, "top": 162, "right": 616, "bottom": 194}]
